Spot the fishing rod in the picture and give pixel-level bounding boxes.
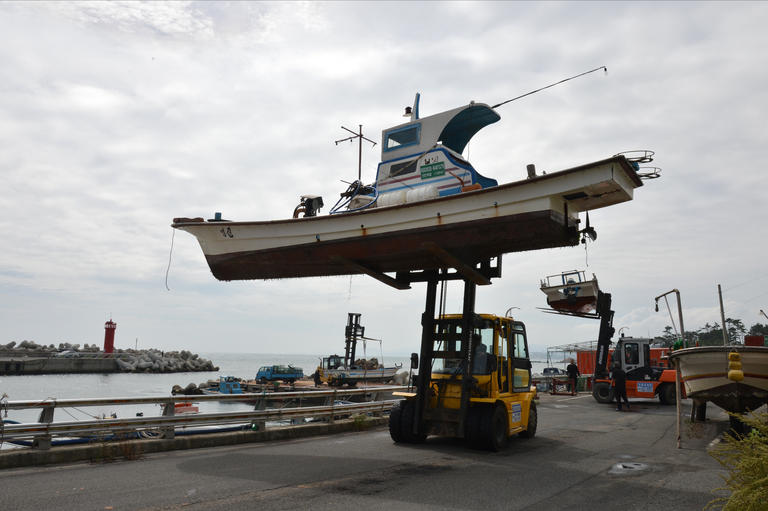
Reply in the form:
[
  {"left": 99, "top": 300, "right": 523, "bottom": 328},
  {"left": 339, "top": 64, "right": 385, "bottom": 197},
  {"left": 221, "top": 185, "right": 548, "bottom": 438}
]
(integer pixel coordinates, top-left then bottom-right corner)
[{"left": 492, "top": 66, "right": 607, "bottom": 109}]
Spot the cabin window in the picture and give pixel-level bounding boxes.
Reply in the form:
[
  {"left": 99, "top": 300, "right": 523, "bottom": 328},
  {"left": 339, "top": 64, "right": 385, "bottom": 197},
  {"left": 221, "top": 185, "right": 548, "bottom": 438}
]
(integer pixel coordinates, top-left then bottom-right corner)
[
  {"left": 384, "top": 124, "right": 420, "bottom": 152},
  {"left": 388, "top": 159, "right": 417, "bottom": 178},
  {"left": 624, "top": 343, "right": 639, "bottom": 365}
]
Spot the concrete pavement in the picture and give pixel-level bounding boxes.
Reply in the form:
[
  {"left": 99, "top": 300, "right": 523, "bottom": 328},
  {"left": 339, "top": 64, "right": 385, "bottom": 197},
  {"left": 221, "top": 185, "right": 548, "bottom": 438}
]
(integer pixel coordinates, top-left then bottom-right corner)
[{"left": 0, "top": 393, "right": 731, "bottom": 510}]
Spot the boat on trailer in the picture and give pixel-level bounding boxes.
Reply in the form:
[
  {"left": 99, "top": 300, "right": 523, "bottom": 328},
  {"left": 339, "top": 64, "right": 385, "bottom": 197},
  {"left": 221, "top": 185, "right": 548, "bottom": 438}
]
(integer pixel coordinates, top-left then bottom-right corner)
[{"left": 173, "top": 93, "right": 653, "bottom": 283}]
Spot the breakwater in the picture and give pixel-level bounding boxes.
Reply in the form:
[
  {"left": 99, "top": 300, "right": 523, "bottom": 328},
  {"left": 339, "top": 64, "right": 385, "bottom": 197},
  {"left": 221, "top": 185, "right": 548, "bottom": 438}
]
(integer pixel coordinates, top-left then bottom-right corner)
[{"left": 0, "top": 341, "right": 218, "bottom": 375}]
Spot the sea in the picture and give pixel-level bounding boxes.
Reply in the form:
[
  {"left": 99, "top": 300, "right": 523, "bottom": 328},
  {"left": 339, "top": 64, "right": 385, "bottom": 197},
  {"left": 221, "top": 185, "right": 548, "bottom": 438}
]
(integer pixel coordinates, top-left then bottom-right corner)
[{"left": 0, "top": 352, "right": 553, "bottom": 426}]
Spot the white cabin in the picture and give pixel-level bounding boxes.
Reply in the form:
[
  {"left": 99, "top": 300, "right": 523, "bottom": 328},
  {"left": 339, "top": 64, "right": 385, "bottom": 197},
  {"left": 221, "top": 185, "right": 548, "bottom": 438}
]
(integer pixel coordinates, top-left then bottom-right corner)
[{"left": 352, "top": 94, "right": 501, "bottom": 209}]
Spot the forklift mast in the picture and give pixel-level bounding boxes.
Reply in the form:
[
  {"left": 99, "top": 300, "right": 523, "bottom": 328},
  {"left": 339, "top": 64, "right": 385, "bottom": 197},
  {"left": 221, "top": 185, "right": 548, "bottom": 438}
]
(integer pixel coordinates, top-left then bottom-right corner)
[
  {"left": 344, "top": 313, "right": 364, "bottom": 367},
  {"left": 593, "top": 291, "right": 615, "bottom": 380}
]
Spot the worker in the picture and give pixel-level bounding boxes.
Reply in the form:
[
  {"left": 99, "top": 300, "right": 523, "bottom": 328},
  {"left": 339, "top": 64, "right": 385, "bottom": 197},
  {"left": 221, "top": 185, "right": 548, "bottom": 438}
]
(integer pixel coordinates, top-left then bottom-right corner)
[
  {"left": 611, "top": 362, "right": 630, "bottom": 411},
  {"left": 472, "top": 341, "right": 490, "bottom": 374},
  {"left": 566, "top": 359, "right": 580, "bottom": 395}
]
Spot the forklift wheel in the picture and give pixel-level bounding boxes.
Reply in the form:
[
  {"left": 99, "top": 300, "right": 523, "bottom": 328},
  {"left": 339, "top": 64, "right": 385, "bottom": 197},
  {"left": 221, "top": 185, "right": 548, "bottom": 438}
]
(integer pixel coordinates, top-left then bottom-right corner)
[
  {"left": 389, "top": 402, "right": 404, "bottom": 443},
  {"left": 465, "top": 407, "right": 483, "bottom": 448},
  {"left": 480, "top": 405, "right": 508, "bottom": 451},
  {"left": 592, "top": 382, "right": 614, "bottom": 404},
  {"left": 519, "top": 401, "right": 537, "bottom": 439},
  {"left": 658, "top": 383, "right": 676, "bottom": 405},
  {"left": 400, "top": 400, "right": 426, "bottom": 443}
]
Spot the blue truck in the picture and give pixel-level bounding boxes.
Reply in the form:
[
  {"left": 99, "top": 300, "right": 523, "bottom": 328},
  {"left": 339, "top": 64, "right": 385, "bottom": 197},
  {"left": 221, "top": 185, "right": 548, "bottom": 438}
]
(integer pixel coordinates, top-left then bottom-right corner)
[{"left": 255, "top": 365, "right": 304, "bottom": 384}]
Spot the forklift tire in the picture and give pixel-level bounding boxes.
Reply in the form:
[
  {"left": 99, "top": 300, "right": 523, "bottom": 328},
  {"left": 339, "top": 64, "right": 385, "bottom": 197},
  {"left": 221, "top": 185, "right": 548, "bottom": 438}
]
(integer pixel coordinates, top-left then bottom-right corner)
[
  {"left": 389, "top": 402, "right": 404, "bottom": 443},
  {"left": 593, "top": 382, "right": 614, "bottom": 404},
  {"left": 465, "top": 407, "right": 483, "bottom": 448},
  {"left": 400, "top": 400, "right": 426, "bottom": 443},
  {"left": 658, "top": 383, "right": 676, "bottom": 405},
  {"left": 481, "top": 405, "right": 508, "bottom": 451},
  {"left": 519, "top": 401, "right": 537, "bottom": 439}
]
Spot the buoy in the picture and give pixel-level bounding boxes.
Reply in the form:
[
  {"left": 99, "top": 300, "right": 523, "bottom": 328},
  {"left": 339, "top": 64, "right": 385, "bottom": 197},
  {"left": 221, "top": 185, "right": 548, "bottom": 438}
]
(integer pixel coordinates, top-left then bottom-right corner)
[{"left": 727, "top": 352, "right": 744, "bottom": 382}]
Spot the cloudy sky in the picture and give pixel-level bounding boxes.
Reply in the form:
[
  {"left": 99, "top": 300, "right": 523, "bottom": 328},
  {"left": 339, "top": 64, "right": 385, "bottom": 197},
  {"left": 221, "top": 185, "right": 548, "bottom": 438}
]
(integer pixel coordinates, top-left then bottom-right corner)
[{"left": 1, "top": 1, "right": 766, "bottom": 357}]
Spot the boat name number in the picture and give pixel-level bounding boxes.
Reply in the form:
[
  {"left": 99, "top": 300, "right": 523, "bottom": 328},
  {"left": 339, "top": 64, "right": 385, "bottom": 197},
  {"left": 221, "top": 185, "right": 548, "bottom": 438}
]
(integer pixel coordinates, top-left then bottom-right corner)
[
  {"left": 219, "top": 227, "right": 234, "bottom": 238},
  {"left": 420, "top": 161, "right": 446, "bottom": 179}
]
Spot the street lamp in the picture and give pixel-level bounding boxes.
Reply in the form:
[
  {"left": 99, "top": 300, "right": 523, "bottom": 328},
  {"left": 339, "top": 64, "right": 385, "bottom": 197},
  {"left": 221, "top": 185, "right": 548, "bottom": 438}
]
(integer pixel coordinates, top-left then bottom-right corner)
[{"left": 654, "top": 289, "right": 686, "bottom": 348}]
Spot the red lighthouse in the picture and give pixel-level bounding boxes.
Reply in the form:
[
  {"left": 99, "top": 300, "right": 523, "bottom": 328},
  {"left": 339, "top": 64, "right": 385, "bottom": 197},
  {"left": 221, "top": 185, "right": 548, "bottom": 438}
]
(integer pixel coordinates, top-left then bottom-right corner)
[{"left": 104, "top": 319, "right": 117, "bottom": 354}]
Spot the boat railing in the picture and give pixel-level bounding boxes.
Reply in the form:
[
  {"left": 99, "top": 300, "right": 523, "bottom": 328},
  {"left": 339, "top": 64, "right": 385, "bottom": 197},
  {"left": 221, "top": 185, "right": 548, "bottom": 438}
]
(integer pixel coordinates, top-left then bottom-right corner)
[
  {"left": 540, "top": 270, "right": 588, "bottom": 288},
  {"left": 0, "top": 386, "right": 407, "bottom": 450}
]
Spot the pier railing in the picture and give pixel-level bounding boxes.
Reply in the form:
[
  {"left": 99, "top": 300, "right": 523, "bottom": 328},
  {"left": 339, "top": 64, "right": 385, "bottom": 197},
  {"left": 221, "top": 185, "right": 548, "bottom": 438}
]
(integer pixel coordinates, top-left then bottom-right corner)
[{"left": 0, "top": 386, "right": 407, "bottom": 450}]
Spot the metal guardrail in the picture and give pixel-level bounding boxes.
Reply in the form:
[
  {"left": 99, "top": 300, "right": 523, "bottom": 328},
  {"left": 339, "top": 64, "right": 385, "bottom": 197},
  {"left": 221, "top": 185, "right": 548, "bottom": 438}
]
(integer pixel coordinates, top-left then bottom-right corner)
[
  {"left": 0, "top": 386, "right": 406, "bottom": 450},
  {"left": 3, "top": 385, "right": 407, "bottom": 410}
]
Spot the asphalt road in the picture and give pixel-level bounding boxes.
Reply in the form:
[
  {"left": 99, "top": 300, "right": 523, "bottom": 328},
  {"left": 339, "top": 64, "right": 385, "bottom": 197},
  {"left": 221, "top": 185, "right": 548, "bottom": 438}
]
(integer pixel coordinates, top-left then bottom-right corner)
[{"left": 0, "top": 394, "right": 730, "bottom": 511}]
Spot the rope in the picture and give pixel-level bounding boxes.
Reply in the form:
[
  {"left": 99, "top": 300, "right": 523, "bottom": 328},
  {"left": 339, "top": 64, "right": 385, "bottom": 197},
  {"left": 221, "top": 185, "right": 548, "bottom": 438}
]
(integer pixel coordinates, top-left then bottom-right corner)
[
  {"left": 165, "top": 229, "right": 176, "bottom": 291},
  {"left": 492, "top": 66, "right": 607, "bottom": 109}
]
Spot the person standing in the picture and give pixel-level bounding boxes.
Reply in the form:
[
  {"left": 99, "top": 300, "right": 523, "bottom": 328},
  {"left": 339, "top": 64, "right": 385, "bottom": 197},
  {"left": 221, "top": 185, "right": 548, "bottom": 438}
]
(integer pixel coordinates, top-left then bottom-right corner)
[
  {"left": 611, "top": 361, "right": 630, "bottom": 411},
  {"left": 566, "top": 359, "right": 580, "bottom": 395}
]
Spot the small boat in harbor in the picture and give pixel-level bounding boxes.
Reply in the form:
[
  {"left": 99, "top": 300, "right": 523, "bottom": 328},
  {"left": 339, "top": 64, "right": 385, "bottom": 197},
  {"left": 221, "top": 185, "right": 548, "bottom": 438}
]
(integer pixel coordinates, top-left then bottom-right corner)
[
  {"left": 173, "top": 93, "right": 652, "bottom": 283},
  {"left": 669, "top": 344, "right": 768, "bottom": 413},
  {"left": 201, "top": 376, "right": 244, "bottom": 395},
  {"left": 540, "top": 270, "right": 600, "bottom": 315}
]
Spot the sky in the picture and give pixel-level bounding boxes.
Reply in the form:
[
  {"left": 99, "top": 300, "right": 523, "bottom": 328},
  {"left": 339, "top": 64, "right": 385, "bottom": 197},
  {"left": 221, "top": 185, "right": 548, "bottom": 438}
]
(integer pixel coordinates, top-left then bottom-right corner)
[{"left": 1, "top": 1, "right": 767, "bottom": 357}]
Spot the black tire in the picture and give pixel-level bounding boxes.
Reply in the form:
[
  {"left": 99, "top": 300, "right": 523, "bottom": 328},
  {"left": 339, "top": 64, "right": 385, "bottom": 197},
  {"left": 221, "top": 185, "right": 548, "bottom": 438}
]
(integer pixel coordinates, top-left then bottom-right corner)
[
  {"left": 519, "top": 401, "right": 537, "bottom": 439},
  {"left": 480, "top": 405, "right": 508, "bottom": 451},
  {"left": 400, "top": 400, "right": 426, "bottom": 443},
  {"left": 259, "top": 377, "right": 267, "bottom": 384},
  {"left": 593, "top": 382, "right": 615, "bottom": 404},
  {"left": 658, "top": 383, "right": 676, "bottom": 405},
  {"left": 389, "top": 402, "right": 404, "bottom": 443},
  {"left": 465, "top": 406, "right": 483, "bottom": 448}
]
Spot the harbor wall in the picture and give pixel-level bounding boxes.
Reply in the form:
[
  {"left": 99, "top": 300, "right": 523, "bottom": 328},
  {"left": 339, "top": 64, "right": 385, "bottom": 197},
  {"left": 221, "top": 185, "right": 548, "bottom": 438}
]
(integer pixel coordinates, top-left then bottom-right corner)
[
  {"left": 0, "top": 356, "right": 117, "bottom": 375},
  {"left": 0, "top": 348, "right": 218, "bottom": 376}
]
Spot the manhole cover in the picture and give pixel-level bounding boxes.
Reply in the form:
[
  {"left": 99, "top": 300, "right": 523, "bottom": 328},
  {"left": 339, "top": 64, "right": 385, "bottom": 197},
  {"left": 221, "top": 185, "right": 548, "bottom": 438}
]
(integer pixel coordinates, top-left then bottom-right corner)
[{"left": 609, "top": 462, "right": 649, "bottom": 474}]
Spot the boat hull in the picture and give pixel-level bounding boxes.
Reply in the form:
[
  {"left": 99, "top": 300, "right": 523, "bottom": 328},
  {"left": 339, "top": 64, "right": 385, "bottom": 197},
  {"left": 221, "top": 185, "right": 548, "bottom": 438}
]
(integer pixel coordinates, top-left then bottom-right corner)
[
  {"left": 669, "top": 346, "right": 768, "bottom": 413},
  {"left": 174, "top": 156, "right": 642, "bottom": 281}
]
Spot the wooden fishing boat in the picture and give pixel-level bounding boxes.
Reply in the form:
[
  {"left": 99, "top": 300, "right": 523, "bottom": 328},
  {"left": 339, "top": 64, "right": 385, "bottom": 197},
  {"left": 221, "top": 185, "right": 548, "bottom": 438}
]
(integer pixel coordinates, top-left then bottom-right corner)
[
  {"left": 669, "top": 345, "right": 768, "bottom": 413},
  {"left": 173, "top": 94, "right": 650, "bottom": 283}
]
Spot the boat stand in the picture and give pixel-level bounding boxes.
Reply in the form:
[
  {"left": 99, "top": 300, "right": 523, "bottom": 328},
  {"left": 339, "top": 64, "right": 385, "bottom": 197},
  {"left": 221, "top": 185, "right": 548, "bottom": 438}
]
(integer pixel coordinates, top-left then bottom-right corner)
[{"left": 394, "top": 255, "right": 502, "bottom": 438}]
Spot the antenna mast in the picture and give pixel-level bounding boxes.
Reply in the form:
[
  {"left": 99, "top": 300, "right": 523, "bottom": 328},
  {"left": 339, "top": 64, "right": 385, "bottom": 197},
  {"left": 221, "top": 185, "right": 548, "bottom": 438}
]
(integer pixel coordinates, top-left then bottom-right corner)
[{"left": 335, "top": 125, "right": 377, "bottom": 181}]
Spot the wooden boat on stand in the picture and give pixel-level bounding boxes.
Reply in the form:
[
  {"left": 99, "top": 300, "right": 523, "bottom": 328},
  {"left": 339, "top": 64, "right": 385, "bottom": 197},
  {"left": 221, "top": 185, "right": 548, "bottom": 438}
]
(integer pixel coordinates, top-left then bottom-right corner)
[
  {"left": 172, "top": 92, "right": 657, "bottom": 287},
  {"left": 668, "top": 343, "right": 768, "bottom": 415}
]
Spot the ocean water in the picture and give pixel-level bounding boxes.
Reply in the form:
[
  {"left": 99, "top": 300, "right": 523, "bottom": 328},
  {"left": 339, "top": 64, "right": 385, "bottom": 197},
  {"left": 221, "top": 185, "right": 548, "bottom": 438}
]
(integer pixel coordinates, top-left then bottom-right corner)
[{"left": 0, "top": 352, "right": 554, "bottom": 425}]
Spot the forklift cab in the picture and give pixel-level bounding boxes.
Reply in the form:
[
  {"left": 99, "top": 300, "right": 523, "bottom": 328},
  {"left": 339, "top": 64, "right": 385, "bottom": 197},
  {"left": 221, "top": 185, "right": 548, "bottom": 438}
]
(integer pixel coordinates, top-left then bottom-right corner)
[
  {"left": 323, "top": 355, "right": 344, "bottom": 370},
  {"left": 614, "top": 337, "right": 654, "bottom": 380},
  {"left": 429, "top": 314, "right": 532, "bottom": 401}
]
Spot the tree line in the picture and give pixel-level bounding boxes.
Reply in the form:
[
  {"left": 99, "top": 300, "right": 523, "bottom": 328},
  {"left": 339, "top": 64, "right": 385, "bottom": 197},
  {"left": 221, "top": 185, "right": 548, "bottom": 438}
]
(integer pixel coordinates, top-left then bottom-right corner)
[{"left": 655, "top": 319, "right": 768, "bottom": 347}]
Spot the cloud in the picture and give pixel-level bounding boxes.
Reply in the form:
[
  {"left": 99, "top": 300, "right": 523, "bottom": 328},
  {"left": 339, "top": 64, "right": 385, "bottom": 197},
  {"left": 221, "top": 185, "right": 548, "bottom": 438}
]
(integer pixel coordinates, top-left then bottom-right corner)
[{"left": 0, "top": 1, "right": 767, "bottom": 356}]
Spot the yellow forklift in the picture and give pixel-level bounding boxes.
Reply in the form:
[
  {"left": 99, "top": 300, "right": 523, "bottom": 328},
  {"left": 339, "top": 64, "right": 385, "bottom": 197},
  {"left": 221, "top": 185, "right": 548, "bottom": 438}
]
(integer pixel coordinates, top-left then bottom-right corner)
[{"left": 389, "top": 261, "right": 537, "bottom": 451}]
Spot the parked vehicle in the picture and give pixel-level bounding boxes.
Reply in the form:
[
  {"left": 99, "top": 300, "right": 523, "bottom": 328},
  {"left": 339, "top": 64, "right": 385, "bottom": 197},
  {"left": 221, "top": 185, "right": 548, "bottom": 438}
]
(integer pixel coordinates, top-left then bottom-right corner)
[{"left": 256, "top": 365, "right": 304, "bottom": 384}]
